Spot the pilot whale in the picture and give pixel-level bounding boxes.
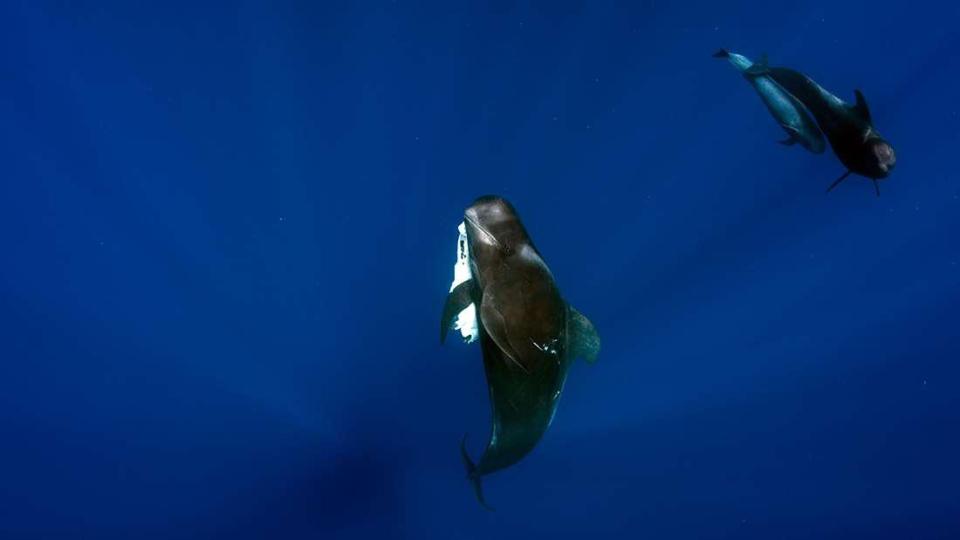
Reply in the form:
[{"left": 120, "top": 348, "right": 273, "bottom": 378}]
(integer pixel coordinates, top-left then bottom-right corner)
[
  {"left": 714, "top": 49, "right": 825, "bottom": 154},
  {"left": 758, "top": 64, "right": 896, "bottom": 195},
  {"left": 441, "top": 196, "right": 600, "bottom": 510}
]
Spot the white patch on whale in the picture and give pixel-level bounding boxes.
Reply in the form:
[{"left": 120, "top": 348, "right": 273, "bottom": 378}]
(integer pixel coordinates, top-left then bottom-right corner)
[{"left": 449, "top": 221, "right": 479, "bottom": 343}]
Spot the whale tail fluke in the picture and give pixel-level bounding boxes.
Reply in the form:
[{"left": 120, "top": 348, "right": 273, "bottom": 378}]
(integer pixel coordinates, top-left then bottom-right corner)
[
  {"left": 712, "top": 48, "right": 730, "bottom": 59},
  {"left": 460, "top": 435, "right": 494, "bottom": 511}
]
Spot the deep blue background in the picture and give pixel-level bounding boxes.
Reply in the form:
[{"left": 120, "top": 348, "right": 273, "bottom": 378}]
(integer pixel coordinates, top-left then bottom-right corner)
[{"left": 2, "top": 1, "right": 959, "bottom": 538}]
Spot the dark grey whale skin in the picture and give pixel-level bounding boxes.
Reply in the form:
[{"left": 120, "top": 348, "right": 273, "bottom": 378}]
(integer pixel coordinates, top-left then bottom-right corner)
[
  {"left": 440, "top": 196, "right": 599, "bottom": 510},
  {"left": 765, "top": 67, "right": 896, "bottom": 181}
]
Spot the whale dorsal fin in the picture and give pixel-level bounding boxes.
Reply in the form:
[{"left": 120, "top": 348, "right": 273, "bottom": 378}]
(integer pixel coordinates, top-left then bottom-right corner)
[
  {"left": 853, "top": 89, "right": 872, "bottom": 123},
  {"left": 743, "top": 53, "right": 770, "bottom": 78},
  {"left": 568, "top": 306, "right": 600, "bottom": 364}
]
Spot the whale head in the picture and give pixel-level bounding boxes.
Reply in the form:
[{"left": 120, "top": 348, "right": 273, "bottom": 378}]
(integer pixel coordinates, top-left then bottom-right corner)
[
  {"left": 463, "top": 196, "right": 529, "bottom": 260},
  {"left": 863, "top": 137, "right": 896, "bottom": 179}
]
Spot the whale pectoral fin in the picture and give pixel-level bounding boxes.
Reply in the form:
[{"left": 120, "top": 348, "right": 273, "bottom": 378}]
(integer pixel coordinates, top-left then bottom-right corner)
[
  {"left": 778, "top": 125, "right": 803, "bottom": 146},
  {"left": 826, "top": 170, "right": 852, "bottom": 193},
  {"left": 568, "top": 306, "right": 600, "bottom": 364},
  {"left": 441, "top": 280, "right": 476, "bottom": 344},
  {"left": 853, "top": 89, "right": 872, "bottom": 124},
  {"left": 479, "top": 302, "right": 528, "bottom": 373},
  {"left": 778, "top": 126, "right": 800, "bottom": 146}
]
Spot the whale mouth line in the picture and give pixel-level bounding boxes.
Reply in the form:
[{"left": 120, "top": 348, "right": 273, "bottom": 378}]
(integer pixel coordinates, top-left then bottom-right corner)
[{"left": 464, "top": 215, "right": 501, "bottom": 248}]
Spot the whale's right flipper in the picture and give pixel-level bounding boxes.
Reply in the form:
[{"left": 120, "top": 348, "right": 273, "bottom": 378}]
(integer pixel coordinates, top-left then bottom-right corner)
[
  {"left": 568, "top": 306, "right": 600, "bottom": 364},
  {"left": 460, "top": 435, "right": 493, "bottom": 511}
]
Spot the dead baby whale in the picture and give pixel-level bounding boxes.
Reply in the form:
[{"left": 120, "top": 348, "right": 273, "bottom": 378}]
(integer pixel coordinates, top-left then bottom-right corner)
[
  {"left": 756, "top": 63, "right": 896, "bottom": 195},
  {"left": 714, "top": 49, "right": 825, "bottom": 154},
  {"left": 440, "top": 195, "right": 600, "bottom": 510}
]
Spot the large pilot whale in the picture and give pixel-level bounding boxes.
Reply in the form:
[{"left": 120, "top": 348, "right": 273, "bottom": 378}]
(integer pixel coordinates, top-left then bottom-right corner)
[
  {"left": 714, "top": 49, "right": 825, "bottom": 154},
  {"left": 440, "top": 196, "right": 600, "bottom": 510},
  {"left": 757, "top": 64, "right": 897, "bottom": 195}
]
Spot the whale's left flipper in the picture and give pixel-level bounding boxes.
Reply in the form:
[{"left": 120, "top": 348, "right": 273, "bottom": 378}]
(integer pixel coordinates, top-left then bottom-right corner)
[
  {"left": 441, "top": 281, "right": 476, "bottom": 343},
  {"left": 460, "top": 435, "right": 493, "bottom": 511},
  {"left": 568, "top": 306, "right": 600, "bottom": 364},
  {"left": 827, "top": 170, "right": 852, "bottom": 193},
  {"left": 778, "top": 126, "right": 802, "bottom": 146}
]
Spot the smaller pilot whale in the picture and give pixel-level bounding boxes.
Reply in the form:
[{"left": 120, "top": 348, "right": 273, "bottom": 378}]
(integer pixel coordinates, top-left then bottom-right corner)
[
  {"left": 757, "top": 64, "right": 896, "bottom": 195},
  {"left": 714, "top": 49, "right": 825, "bottom": 154},
  {"left": 441, "top": 196, "right": 600, "bottom": 510}
]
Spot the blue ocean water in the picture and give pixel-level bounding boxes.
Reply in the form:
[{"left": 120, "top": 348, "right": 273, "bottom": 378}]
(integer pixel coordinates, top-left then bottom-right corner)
[{"left": 2, "top": 1, "right": 959, "bottom": 538}]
